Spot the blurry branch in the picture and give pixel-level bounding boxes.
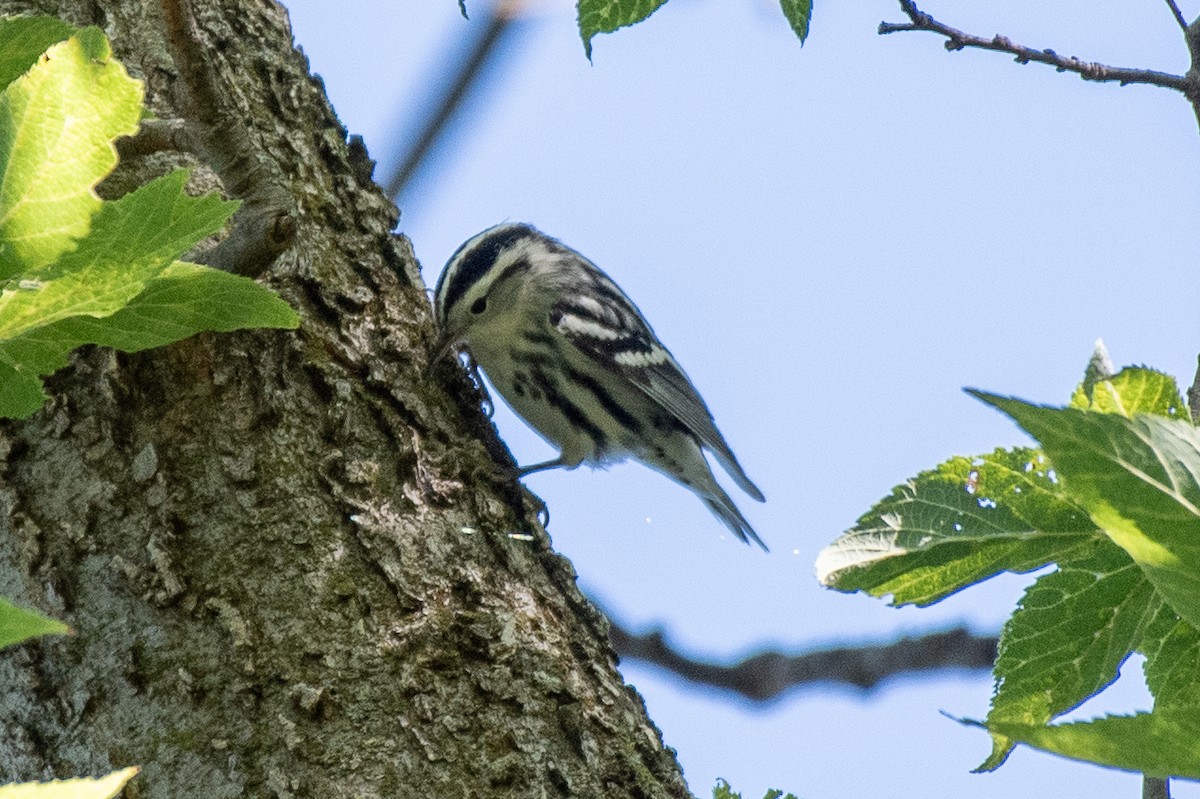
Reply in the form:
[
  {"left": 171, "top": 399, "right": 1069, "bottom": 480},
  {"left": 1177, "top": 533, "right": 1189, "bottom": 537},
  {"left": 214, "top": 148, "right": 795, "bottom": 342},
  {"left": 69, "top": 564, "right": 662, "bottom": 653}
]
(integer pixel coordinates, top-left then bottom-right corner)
[
  {"left": 879, "top": 0, "right": 1200, "bottom": 131},
  {"left": 384, "top": 0, "right": 528, "bottom": 200},
  {"left": 607, "top": 617, "right": 997, "bottom": 702}
]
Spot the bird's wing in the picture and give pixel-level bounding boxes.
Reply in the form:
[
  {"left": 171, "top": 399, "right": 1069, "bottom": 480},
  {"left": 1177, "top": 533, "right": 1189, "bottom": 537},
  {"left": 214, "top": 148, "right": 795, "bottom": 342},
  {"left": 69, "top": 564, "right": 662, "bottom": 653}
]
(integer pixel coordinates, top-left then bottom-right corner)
[{"left": 552, "top": 300, "right": 764, "bottom": 502}]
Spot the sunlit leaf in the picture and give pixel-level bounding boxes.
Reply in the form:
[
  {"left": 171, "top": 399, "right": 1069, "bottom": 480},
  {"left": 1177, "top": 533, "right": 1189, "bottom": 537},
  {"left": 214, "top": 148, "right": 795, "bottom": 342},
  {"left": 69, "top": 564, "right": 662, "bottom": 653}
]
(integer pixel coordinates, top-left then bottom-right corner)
[
  {"left": 0, "top": 28, "right": 143, "bottom": 276},
  {"left": 982, "top": 712, "right": 1200, "bottom": 780},
  {"left": 979, "top": 543, "right": 1160, "bottom": 770},
  {"left": 818, "top": 447, "right": 1095, "bottom": 606},
  {"left": 974, "top": 392, "right": 1200, "bottom": 630}
]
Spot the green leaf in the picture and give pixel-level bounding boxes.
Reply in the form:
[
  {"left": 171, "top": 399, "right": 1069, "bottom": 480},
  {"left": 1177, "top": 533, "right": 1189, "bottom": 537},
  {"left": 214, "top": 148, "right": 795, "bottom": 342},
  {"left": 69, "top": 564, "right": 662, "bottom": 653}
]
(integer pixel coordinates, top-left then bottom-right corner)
[
  {"left": 1140, "top": 609, "right": 1200, "bottom": 711},
  {"left": 0, "top": 28, "right": 143, "bottom": 277},
  {"left": 577, "top": 0, "right": 669, "bottom": 59},
  {"left": 0, "top": 16, "right": 75, "bottom": 90},
  {"left": 0, "top": 168, "right": 305, "bottom": 419},
  {"left": 779, "top": 0, "right": 811, "bottom": 43},
  {"left": 973, "top": 392, "right": 1200, "bottom": 630},
  {"left": 827, "top": 348, "right": 1200, "bottom": 778},
  {"left": 0, "top": 596, "right": 67, "bottom": 648},
  {"left": 24, "top": 259, "right": 298, "bottom": 354},
  {"left": 817, "top": 447, "right": 1097, "bottom": 606},
  {"left": 979, "top": 542, "right": 1161, "bottom": 770},
  {"left": 984, "top": 712, "right": 1200, "bottom": 780},
  {"left": 0, "top": 359, "right": 46, "bottom": 417},
  {"left": 0, "top": 169, "right": 236, "bottom": 341},
  {"left": 0, "top": 767, "right": 139, "bottom": 799},
  {"left": 0, "top": 260, "right": 298, "bottom": 418}
]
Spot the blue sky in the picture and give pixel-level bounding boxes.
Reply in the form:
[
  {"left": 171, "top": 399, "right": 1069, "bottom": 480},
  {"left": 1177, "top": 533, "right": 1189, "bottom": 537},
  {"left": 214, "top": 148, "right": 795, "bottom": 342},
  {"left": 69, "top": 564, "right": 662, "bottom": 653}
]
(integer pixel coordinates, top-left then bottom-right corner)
[{"left": 283, "top": 1, "right": 1199, "bottom": 795}]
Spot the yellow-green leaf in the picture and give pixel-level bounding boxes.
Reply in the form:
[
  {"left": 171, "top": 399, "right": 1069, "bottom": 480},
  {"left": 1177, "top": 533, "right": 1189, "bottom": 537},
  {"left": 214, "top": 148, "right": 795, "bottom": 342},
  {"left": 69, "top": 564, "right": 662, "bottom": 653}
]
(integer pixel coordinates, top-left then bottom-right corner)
[{"left": 0, "top": 28, "right": 143, "bottom": 277}]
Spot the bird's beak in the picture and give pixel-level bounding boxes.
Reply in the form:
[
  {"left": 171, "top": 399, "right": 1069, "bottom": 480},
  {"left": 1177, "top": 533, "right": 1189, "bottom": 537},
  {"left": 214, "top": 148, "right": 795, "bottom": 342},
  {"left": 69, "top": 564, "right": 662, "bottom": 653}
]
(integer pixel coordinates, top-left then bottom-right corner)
[{"left": 427, "top": 327, "right": 462, "bottom": 377}]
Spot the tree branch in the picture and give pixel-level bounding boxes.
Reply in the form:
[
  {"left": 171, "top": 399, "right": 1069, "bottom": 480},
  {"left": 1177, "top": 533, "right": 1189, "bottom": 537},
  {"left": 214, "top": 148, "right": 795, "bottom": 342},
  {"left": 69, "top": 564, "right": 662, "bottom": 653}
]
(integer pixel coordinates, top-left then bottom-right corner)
[
  {"left": 1144, "top": 775, "right": 1171, "bottom": 799},
  {"left": 879, "top": 1, "right": 1196, "bottom": 97},
  {"left": 1166, "top": 0, "right": 1189, "bottom": 33},
  {"left": 158, "top": 0, "right": 296, "bottom": 277},
  {"left": 608, "top": 619, "right": 997, "bottom": 702}
]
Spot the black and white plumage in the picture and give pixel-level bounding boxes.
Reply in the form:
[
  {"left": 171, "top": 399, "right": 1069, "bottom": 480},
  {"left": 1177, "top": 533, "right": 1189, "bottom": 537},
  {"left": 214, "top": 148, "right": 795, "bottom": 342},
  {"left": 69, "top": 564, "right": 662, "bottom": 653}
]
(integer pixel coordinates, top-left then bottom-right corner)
[{"left": 432, "top": 223, "right": 767, "bottom": 550}]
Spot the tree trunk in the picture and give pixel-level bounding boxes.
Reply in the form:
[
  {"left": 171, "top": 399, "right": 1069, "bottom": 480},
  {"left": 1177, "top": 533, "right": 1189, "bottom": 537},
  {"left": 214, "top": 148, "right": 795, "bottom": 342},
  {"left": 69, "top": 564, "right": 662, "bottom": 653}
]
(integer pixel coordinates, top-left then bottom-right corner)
[{"left": 0, "top": 1, "right": 692, "bottom": 796}]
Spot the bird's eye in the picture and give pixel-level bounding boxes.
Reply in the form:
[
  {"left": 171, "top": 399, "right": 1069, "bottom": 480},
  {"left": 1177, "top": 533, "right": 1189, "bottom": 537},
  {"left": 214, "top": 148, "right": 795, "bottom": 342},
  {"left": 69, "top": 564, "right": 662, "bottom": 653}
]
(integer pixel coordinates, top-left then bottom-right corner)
[{"left": 470, "top": 297, "right": 487, "bottom": 315}]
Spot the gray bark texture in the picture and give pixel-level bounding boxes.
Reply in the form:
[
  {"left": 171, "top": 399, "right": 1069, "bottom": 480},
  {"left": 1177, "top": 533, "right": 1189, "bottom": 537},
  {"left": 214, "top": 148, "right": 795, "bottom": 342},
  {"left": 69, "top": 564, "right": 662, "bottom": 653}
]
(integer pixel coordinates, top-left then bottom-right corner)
[{"left": 0, "top": 1, "right": 694, "bottom": 797}]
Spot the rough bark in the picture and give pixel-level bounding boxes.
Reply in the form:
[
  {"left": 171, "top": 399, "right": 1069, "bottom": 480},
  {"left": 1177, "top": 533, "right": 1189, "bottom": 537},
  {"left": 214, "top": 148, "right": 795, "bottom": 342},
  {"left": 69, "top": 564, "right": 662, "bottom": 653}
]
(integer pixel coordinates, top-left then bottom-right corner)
[{"left": 0, "top": 1, "right": 693, "bottom": 797}]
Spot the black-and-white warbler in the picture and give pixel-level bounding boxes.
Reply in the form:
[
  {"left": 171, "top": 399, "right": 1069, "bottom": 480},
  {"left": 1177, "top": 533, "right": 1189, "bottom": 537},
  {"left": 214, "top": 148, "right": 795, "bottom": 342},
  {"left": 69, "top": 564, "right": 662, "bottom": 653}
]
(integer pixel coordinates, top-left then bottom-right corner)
[{"left": 432, "top": 223, "right": 767, "bottom": 550}]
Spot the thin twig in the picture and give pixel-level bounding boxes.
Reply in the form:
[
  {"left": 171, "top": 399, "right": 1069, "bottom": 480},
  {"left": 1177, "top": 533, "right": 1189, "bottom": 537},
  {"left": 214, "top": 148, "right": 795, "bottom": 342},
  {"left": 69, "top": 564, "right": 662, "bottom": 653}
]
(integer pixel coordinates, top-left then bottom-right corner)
[
  {"left": 608, "top": 621, "right": 997, "bottom": 702},
  {"left": 1166, "top": 0, "right": 1189, "bottom": 33},
  {"left": 879, "top": 0, "right": 1190, "bottom": 93},
  {"left": 383, "top": 1, "right": 527, "bottom": 201}
]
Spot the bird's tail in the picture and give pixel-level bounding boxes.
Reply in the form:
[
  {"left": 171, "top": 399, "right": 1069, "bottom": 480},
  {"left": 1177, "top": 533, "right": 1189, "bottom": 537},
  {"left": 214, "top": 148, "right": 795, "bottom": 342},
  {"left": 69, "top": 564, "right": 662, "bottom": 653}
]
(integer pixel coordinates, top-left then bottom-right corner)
[
  {"left": 706, "top": 440, "right": 766, "bottom": 504},
  {"left": 641, "top": 437, "right": 768, "bottom": 550},
  {"left": 702, "top": 486, "right": 769, "bottom": 552}
]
